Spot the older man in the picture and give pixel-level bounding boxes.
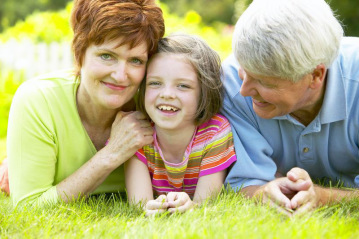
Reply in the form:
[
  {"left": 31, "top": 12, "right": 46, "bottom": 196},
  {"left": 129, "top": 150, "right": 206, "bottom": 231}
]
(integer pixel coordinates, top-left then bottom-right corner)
[{"left": 222, "top": 0, "right": 359, "bottom": 216}]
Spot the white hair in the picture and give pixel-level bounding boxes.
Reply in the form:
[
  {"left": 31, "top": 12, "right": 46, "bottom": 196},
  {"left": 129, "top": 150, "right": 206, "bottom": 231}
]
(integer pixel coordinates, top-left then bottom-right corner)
[{"left": 233, "top": 0, "right": 344, "bottom": 82}]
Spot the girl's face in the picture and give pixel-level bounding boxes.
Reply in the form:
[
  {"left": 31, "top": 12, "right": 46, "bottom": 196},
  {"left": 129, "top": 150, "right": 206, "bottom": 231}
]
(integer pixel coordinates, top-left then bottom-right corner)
[
  {"left": 79, "top": 38, "right": 148, "bottom": 111},
  {"left": 145, "top": 53, "right": 200, "bottom": 132}
]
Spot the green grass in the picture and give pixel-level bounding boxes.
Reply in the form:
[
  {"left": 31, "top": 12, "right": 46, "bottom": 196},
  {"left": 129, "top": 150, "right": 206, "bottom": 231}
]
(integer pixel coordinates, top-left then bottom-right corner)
[{"left": 1, "top": 192, "right": 359, "bottom": 238}]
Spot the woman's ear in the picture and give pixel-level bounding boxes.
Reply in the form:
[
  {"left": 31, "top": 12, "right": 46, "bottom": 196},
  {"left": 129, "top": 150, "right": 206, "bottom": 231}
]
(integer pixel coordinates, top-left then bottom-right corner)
[{"left": 310, "top": 64, "right": 327, "bottom": 89}]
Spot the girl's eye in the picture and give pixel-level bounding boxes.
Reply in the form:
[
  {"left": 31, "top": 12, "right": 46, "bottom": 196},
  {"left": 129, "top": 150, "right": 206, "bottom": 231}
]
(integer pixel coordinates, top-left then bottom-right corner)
[
  {"left": 100, "top": 54, "right": 112, "bottom": 60},
  {"left": 148, "top": 81, "right": 161, "bottom": 86},
  {"left": 178, "top": 84, "right": 190, "bottom": 89}
]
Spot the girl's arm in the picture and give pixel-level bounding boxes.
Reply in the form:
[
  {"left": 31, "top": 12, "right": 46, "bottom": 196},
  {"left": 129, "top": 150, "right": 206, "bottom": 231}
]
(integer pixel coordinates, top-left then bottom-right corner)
[
  {"left": 193, "top": 169, "right": 226, "bottom": 203},
  {"left": 166, "top": 170, "right": 226, "bottom": 213},
  {"left": 124, "top": 155, "right": 154, "bottom": 206}
]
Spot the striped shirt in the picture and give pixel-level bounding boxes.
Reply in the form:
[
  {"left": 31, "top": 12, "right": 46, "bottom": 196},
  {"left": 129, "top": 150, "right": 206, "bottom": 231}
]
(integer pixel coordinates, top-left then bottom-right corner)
[{"left": 135, "top": 114, "right": 237, "bottom": 198}]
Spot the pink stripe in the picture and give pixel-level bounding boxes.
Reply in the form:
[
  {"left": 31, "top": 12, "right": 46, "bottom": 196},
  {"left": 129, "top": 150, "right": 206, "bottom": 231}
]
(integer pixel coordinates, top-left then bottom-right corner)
[
  {"left": 199, "top": 155, "right": 237, "bottom": 177},
  {"left": 135, "top": 151, "right": 148, "bottom": 165}
]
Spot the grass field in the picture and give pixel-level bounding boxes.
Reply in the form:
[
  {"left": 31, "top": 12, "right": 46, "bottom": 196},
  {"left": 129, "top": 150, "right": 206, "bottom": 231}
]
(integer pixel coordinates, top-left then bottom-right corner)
[{"left": 1, "top": 191, "right": 359, "bottom": 238}]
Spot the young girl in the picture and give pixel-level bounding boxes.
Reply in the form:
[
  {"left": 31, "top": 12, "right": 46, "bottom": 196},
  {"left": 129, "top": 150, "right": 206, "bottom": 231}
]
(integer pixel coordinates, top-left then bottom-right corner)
[{"left": 125, "top": 33, "right": 237, "bottom": 216}]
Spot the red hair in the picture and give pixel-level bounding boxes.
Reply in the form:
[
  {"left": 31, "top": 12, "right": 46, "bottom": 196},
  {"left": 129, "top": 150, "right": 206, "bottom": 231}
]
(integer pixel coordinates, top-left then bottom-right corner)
[{"left": 71, "top": 0, "right": 165, "bottom": 77}]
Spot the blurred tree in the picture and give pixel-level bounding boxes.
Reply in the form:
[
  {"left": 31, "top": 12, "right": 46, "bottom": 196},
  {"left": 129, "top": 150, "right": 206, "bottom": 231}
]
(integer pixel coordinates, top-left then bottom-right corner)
[
  {"left": 327, "top": 0, "right": 359, "bottom": 36},
  {"left": 0, "top": 0, "right": 71, "bottom": 32},
  {"left": 160, "top": 0, "right": 238, "bottom": 24},
  {"left": 162, "top": 0, "right": 358, "bottom": 36},
  {"left": 0, "top": 0, "right": 358, "bottom": 36}
]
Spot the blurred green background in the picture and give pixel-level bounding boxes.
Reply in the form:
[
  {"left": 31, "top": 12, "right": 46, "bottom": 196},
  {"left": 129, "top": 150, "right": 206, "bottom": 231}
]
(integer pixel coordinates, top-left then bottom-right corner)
[{"left": 0, "top": 0, "right": 358, "bottom": 160}]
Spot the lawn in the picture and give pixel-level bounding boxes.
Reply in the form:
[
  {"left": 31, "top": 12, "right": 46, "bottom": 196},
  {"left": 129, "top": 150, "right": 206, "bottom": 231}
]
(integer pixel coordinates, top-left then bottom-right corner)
[{"left": 1, "top": 191, "right": 359, "bottom": 238}]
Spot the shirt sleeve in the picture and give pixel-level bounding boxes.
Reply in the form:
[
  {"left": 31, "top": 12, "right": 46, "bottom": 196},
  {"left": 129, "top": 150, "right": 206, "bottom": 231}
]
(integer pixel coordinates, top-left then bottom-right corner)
[
  {"left": 135, "top": 149, "right": 148, "bottom": 166},
  {"left": 7, "top": 81, "right": 60, "bottom": 207},
  {"left": 198, "top": 115, "right": 237, "bottom": 178},
  {"left": 221, "top": 55, "right": 277, "bottom": 191}
]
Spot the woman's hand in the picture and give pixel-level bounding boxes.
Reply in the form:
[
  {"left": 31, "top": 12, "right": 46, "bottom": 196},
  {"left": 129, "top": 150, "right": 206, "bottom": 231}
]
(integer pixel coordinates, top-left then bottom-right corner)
[
  {"left": 145, "top": 195, "right": 169, "bottom": 217},
  {"left": 106, "top": 111, "right": 153, "bottom": 165},
  {"left": 167, "top": 192, "right": 196, "bottom": 213}
]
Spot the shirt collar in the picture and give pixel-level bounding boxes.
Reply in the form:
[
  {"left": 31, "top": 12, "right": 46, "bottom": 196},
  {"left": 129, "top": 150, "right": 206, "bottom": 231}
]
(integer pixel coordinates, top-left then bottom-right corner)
[{"left": 319, "top": 56, "right": 347, "bottom": 124}]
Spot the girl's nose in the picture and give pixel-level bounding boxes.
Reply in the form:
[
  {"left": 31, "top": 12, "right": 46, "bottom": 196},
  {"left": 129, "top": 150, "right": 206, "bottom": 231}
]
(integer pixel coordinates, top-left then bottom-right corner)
[{"left": 159, "top": 86, "right": 176, "bottom": 99}]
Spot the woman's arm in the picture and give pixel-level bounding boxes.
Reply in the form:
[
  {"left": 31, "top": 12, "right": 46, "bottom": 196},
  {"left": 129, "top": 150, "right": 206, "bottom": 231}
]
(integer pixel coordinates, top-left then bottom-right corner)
[
  {"left": 8, "top": 81, "right": 152, "bottom": 206},
  {"left": 57, "top": 111, "right": 153, "bottom": 203},
  {"left": 124, "top": 155, "right": 153, "bottom": 206}
]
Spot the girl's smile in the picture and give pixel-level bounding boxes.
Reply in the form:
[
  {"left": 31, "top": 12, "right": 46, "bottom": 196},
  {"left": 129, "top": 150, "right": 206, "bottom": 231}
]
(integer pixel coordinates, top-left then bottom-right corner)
[{"left": 145, "top": 53, "right": 200, "bottom": 133}]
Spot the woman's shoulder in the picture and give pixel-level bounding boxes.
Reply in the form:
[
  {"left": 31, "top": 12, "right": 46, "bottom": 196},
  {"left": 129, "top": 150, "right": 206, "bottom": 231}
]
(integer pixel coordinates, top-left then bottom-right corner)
[{"left": 14, "top": 69, "right": 77, "bottom": 100}]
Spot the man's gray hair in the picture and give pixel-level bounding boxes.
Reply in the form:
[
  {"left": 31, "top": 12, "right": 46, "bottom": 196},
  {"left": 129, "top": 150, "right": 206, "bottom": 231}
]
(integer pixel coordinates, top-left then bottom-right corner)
[{"left": 233, "top": 0, "right": 343, "bottom": 82}]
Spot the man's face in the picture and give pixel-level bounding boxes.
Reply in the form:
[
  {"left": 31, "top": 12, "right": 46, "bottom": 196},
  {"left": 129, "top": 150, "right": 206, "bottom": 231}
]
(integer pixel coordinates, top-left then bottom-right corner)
[{"left": 238, "top": 67, "right": 314, "bottom": 119}]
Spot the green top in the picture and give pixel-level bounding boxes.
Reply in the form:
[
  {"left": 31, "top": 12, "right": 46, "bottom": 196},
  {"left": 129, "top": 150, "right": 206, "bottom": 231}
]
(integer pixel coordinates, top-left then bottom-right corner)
[{"left": 7, "top": 70, "right": 125, "bottom": 206}]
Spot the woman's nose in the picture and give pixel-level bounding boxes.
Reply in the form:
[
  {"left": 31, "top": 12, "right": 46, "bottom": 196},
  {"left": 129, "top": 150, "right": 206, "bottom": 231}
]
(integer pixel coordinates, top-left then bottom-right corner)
[{"left": 111, "top": 62, "right": 127, "bottom": 82}]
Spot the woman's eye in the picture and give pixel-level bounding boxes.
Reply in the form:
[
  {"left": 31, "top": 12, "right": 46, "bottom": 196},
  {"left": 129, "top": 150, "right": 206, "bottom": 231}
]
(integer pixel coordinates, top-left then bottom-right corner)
[
  {"left": 100, "top": 54, "right": 112, "bottom": 60},
  {"left": 131, "top": 58, "right": 143, "bottom": 65}
]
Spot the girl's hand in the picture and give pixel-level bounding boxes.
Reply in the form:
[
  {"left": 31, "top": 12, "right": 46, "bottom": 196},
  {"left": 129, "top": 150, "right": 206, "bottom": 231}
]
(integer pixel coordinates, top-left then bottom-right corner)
[
  {"left": 106, "top": 111, "right": 153, "bottom": 165},
  {"left": 145, "top": 195, "right": 169, "bottom": 217},
  {"left": 167, "top": 192, "right": 196, "bottom": 213}
]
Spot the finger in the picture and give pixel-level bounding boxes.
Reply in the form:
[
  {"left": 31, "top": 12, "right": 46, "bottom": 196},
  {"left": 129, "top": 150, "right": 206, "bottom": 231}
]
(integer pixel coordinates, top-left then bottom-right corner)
[
  {"left": 146, "top": 200, "right": 168, "bottom": 210},
  {"left": 132, "top": 111, "right": 148, "bottom": 120},
  {"left": 155, "top": 194, "right": 167, "bottom": 203},
  {"left": 145, "top": 209, "right": 167, "bottom": 217},
  {"left": 168, "top": 200, "right": 193, "bottom": 214},
  {"left": 166, "top": 192, "right": 178, "bottom": 203},
  {"left": 264, "top": 199, "right": 293, "bottom": 217},
  {"left": 287, "top": 167, "right": 310, "bottom": 182},
  {"left": 290, "top": 190, "right": 312, "bottom": 209},
  {"left": 168, "top": 193, "right": 188, "bottom": 208},
  {"left": 280, "top": 179, "right": 311, "bottom": 195},
  {"left": 292, "top": 202, "right": 315, "bottom": 217},
  {"left": 260, "top": 183, "right": 292, "bottom": 209}
]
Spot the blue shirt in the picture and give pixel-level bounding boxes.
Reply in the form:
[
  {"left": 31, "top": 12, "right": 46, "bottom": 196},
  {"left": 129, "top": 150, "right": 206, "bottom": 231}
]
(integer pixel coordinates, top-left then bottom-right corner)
[{"left": 222, "top": 37, "right": 359, "bottom": 190}]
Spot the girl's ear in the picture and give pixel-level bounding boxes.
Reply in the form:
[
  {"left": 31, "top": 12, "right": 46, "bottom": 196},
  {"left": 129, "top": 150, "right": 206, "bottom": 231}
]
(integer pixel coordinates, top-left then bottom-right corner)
[{"left": 309, "top": 64, "right": 327, "bottom": 89}]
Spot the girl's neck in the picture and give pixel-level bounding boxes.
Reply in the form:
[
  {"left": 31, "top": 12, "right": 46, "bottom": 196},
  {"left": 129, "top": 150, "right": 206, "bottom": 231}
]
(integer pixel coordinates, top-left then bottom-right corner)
[{"left": 155, "top": 124, "right": 197, "bottom": 164}]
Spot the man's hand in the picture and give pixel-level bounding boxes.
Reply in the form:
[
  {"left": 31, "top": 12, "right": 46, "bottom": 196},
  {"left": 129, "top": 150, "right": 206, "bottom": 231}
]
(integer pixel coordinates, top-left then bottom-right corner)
[
  {"left": 167, "top": 192, "right": 196, "bottom": 213},
  {"left": 145, "top": 195, "right": 169, "bottom": 217},
  {"left": 287, "top": 167, "right": 321, "bottom": 216},
  {"left": 253, "top": 173, "right": 311, "bottom": 216}
]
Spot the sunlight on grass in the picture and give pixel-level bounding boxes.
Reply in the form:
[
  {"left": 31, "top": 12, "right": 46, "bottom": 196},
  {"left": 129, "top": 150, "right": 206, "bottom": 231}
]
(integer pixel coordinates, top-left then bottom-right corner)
[{"left": 1, "top": 192, "right": 359, "bottom": 238}]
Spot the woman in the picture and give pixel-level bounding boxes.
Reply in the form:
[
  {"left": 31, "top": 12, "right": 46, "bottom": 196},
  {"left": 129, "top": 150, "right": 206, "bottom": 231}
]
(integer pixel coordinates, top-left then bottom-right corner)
[{"left": 6, "top": 0, "right": 165, "bottom": 206}]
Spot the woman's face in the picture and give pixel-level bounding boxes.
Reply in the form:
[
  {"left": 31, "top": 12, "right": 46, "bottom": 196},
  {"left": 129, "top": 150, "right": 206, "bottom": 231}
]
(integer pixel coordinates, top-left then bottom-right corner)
[{"left": 79, "top": 38, "right": 148, "bottom": 110}]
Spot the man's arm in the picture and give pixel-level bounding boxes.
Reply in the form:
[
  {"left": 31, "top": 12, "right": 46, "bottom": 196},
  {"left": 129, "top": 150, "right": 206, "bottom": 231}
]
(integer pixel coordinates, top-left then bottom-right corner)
[{"left": 241, "top": 167, "right": 359, "bottom": 216}]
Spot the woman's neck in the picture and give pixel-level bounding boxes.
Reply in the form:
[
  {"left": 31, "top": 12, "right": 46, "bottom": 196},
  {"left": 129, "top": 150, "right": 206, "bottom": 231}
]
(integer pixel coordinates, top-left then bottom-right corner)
[
  {"left": 155, "top": 125, "right": 197, "bottom": 164},
  {"left": 76, "top": 84, "right": 117, "bottom": 150},
  {"left": 76, "top": 84, "right": 117, "bottom": 130}
]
